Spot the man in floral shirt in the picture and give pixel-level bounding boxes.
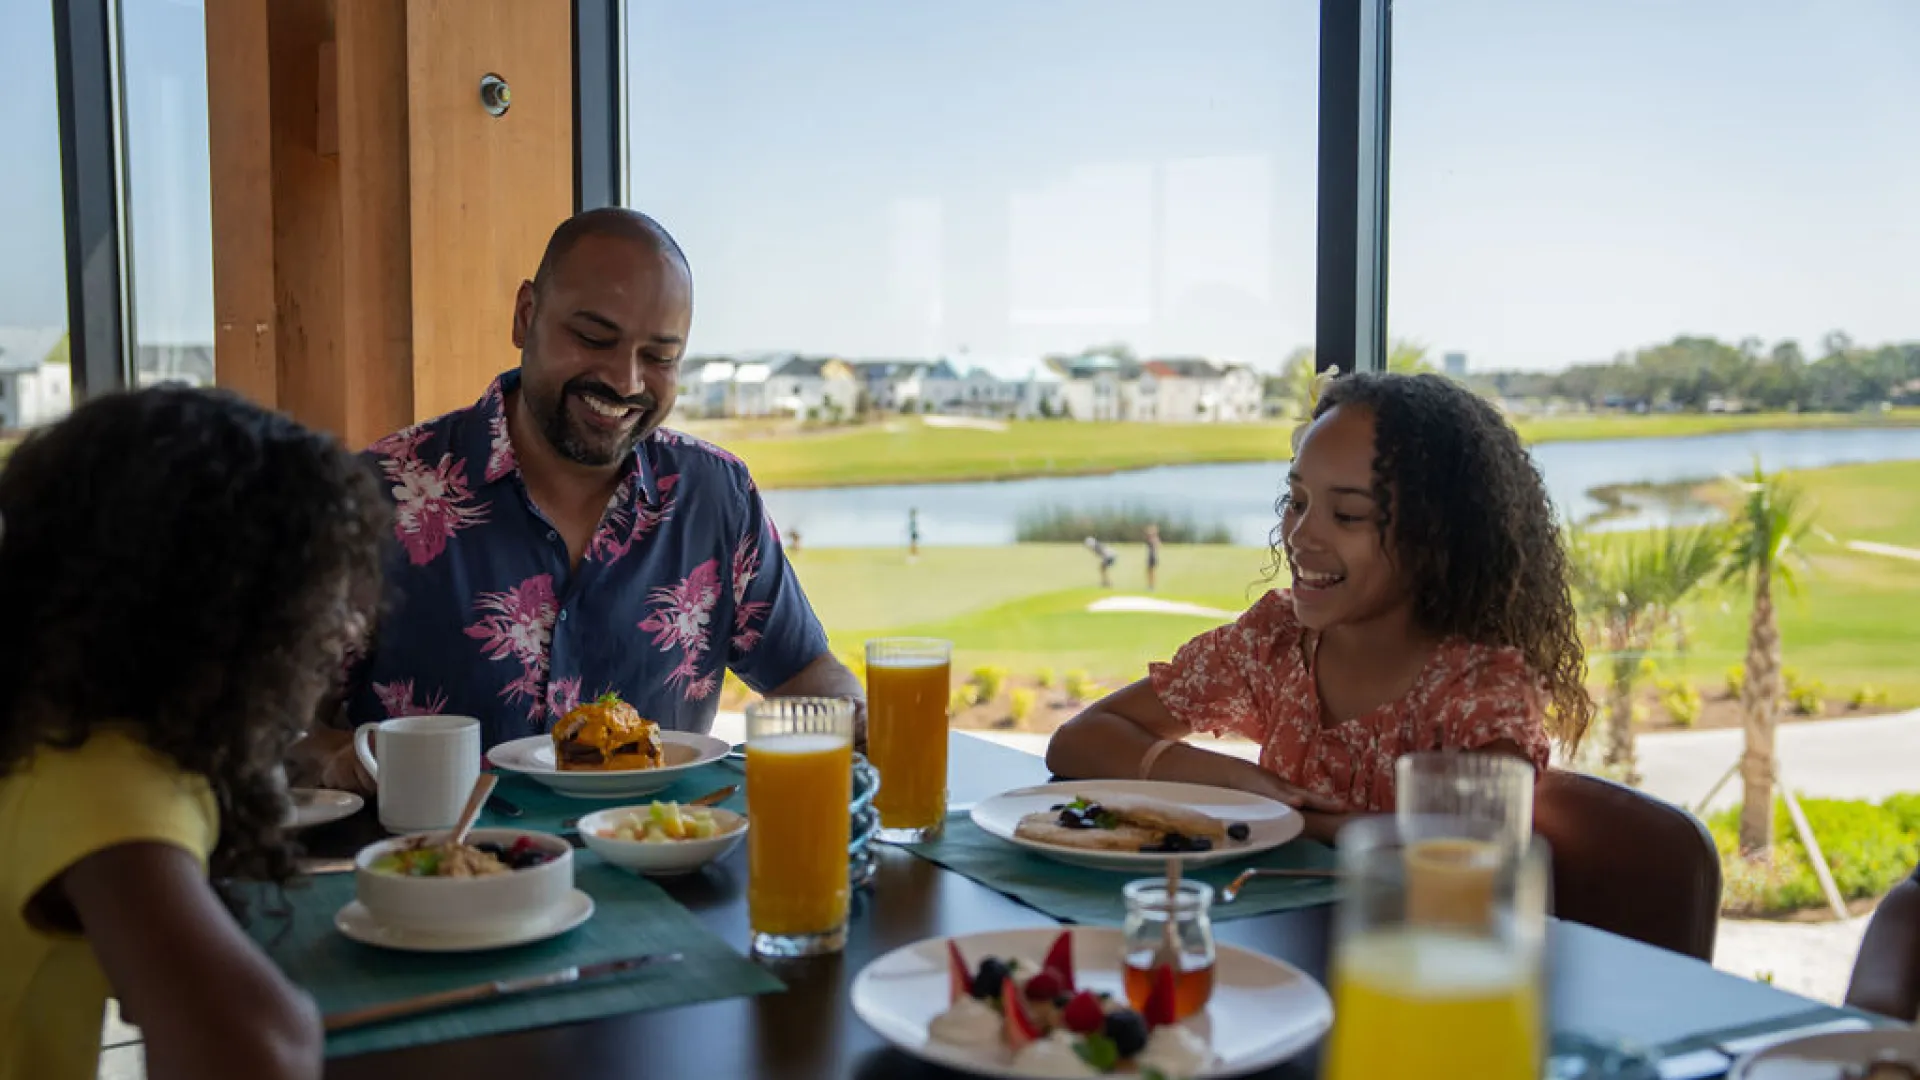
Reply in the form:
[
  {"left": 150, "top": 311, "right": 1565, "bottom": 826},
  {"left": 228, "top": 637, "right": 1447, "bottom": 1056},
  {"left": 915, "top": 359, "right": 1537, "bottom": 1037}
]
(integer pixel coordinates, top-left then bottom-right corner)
[{"left": 297, "top": 209, "right": 860, "bottom": 786}]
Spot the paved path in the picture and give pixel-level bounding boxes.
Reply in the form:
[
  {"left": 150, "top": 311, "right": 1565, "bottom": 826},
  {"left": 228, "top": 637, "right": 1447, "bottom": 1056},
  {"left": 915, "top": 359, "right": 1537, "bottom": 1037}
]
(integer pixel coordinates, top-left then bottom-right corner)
[{"left": 1637, "top": 709, "right": 1920, "bottom": 813}]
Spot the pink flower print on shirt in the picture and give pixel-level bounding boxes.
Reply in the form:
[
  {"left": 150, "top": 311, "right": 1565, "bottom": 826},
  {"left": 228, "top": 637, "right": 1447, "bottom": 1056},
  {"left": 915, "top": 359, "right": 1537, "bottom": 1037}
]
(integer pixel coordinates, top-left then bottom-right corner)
[
  {"left": 373, "top": 679, "right": 449, "bottom": 718},
  {"left": 545, "top": 675, "right": 583, "bottom": 722},
  {"left": 484, "top": 405, "right": 514, "bottom": 482},
  {"left": 465, "top": 574, "right": 559, "bottom": 718},
  {"left": 589, "top": 472, "right": 680, "bottom": 563},
  {"left": 729, "top": 533, "right": 770, "bottom": 656},
  {"left": 377, "top": 428, "right": 488, "bottom": 566},
  {"left": 639, "top": 559, "right": 722, "bottom": 698}
]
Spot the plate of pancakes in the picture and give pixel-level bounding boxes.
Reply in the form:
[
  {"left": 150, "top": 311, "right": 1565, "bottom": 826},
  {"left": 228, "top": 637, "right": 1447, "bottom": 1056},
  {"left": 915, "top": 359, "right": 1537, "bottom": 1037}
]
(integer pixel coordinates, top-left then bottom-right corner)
[{"left": 969, "top": 779, "right": 1303, "bottom": 872}]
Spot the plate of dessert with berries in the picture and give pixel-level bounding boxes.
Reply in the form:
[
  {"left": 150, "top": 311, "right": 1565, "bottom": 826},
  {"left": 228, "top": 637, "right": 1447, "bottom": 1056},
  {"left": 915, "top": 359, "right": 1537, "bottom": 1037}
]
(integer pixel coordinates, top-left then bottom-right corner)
[
  {"left": 490, "top": 692, "right": 730, "bottom": 799},
  {"left": 850, "top": 927, "right": 1332, "bottom": 1079},
  {"left": 970, "top": 781, "right": 1303, "bottom": 872}
]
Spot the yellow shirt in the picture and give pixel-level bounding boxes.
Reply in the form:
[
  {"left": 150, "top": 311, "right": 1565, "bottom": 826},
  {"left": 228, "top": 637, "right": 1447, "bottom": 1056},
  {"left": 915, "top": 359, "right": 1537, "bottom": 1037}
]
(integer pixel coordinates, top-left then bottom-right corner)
[{"left": 0, "top": 729, "right": 218, "bottom": 1080}]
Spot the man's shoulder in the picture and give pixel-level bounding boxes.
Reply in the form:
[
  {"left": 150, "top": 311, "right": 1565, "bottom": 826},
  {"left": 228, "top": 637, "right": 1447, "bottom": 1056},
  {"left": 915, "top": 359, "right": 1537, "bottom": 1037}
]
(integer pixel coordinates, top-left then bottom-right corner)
[
  {"left": 649, "top": 428, "right": 758, "bottom": 490},
  {"left": 364, "top": 390, "right": 497, "bottom": 469}
]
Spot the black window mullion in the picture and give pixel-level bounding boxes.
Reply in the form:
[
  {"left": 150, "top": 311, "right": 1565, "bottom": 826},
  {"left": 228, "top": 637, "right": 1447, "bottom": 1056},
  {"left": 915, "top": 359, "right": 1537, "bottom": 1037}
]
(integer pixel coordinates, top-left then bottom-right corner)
[
  {"left": 51, "top": 0, "right": 133, "bottom": 400},
  {"left": 1315, "top": 0, "right": 1392, "bottom": 376}
]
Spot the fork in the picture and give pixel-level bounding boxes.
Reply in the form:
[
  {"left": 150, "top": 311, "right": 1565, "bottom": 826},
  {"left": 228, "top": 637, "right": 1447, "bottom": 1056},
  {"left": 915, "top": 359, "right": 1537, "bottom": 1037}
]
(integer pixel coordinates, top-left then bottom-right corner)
[{"left": 1221, "top": 866, "right": 1341, "bottom": 903}]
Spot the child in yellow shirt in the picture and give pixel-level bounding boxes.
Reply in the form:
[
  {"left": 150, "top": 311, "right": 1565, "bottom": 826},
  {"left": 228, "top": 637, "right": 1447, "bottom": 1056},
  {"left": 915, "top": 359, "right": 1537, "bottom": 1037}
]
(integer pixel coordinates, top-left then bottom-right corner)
[{"left": 0, "top": 386, "right": 389, "bottom": 1080}]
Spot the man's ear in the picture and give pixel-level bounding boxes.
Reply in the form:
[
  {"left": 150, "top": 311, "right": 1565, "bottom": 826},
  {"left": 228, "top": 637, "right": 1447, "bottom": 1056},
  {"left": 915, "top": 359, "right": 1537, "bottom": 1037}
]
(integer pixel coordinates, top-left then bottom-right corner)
[{"left": 512, "top": 281, "right": 537, "bottom": 349}]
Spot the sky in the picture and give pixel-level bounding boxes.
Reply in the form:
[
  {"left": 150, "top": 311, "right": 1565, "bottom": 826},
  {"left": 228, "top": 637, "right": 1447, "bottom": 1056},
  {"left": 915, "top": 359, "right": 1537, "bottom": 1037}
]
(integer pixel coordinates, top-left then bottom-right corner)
[{"left": 2, "top": 0, "right": 1916, "bottom": 372}]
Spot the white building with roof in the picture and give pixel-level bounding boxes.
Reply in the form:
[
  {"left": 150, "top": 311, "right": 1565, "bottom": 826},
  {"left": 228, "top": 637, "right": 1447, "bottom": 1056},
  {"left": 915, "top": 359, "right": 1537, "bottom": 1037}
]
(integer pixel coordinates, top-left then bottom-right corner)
[{"left": 0, "top": 327, "right": 71, "bottom": 431}]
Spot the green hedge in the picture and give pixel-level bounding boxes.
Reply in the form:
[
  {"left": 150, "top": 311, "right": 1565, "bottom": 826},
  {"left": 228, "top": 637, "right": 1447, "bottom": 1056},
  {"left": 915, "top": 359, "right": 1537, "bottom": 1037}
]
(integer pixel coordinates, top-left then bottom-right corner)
[{"left": 1710, "top": 795, "right": 1920, "bottom": 916}]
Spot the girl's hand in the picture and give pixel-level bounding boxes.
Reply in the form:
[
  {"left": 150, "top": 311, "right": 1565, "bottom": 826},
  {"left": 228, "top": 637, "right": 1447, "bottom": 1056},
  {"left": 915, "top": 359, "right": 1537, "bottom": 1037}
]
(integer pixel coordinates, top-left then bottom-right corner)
[{"left": 1246, "top": 770, "right": 1350, "bottom": 814}]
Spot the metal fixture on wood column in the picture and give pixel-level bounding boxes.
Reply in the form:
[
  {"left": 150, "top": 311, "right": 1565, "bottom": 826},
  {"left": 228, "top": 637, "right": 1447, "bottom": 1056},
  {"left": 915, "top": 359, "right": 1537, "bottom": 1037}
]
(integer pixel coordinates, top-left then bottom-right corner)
[{"left": 480, "top": 73, "right": 512, "bottom": 117}]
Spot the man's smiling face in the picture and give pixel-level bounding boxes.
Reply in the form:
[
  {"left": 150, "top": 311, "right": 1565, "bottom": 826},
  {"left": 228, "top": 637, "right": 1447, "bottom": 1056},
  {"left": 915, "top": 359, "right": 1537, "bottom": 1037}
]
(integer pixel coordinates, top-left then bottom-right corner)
[{"left": 512, "top": 232, "right": 692, "bottom": 467}]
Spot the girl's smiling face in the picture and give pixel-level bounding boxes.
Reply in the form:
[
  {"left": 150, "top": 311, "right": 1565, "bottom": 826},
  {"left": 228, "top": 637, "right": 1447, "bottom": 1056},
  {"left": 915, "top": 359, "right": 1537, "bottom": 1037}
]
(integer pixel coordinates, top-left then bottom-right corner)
[{"left": 1281, "top": 403, "right": 1413, "bottom": 632}]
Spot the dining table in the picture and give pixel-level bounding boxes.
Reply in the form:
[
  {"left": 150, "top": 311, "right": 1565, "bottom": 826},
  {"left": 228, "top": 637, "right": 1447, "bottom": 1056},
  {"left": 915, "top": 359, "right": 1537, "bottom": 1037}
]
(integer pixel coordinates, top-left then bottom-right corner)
[{"left": 299, "top": 731, "right": 1879, "bottom": 1079}]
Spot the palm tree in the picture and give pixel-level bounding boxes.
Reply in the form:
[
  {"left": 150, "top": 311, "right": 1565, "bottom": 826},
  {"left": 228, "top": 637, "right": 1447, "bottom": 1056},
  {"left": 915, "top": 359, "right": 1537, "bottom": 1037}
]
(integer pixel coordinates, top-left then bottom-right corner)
[
  {"left": 1568, "top": 525, "right": 1725, "bottom": 781},
  {"left": 1723, "top": 461, "right": 1817, "bottom": 857}
]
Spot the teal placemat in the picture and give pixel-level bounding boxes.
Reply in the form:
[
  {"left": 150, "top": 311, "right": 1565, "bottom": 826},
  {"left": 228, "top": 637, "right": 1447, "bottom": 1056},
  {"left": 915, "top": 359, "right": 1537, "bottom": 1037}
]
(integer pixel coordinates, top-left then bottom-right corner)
[
  {"left": 902, "top": 813, "right": 1340, "bottom": 924},
  {"left": 243, "top": 856, "right": 782, "bottom": 1058},
  {"left": 1652, "top": 1003, "right": 1894, "bottom": 1058},
  {"left": 476, "top": 761, "right": 747, "bottom": 834}
]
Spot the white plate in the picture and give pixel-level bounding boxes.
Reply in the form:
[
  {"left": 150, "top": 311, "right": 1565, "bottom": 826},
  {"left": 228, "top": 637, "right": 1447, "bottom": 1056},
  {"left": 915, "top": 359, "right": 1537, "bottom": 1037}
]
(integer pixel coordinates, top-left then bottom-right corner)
[
  {"left": 285, "top": 788, "right": 364, "bottom": 831},
  {"left": 851, "top": 927, "right": 1332, "bottom": 1079},
  {"left": 970, "top": 780, "right": 1302, "bottom": 872},
  {"left": 1730, "top": 1027, "right": 1920, "bottom": 1080},
  {"left": 334, "top": 889, "right": 595, "bottom": 953},
  {"left": 488, "top": 731, "right": 732, "bottom": 799}
]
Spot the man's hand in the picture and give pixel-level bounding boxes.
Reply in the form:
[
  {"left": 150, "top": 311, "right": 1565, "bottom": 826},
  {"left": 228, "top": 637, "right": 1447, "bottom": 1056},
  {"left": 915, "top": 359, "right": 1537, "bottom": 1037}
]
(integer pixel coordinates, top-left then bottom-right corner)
[{"left": 287, "top": 726, "right": 375, "bottom": 795}]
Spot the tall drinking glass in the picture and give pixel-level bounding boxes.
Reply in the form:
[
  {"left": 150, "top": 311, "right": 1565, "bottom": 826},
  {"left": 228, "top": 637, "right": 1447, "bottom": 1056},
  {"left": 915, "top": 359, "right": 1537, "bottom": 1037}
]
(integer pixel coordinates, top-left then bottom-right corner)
[
  {"left": 865, "top": 637, "right": 953, "bottom": 842},
  {"left": 746, "top": 697, "right": 853, "bottom": 958},
  {"left": 1395, "top": 751, "right": 1537, "bottom": 849},
  {"left": 1323, "top": 815, "right": 1550, "bottom": 1080}
]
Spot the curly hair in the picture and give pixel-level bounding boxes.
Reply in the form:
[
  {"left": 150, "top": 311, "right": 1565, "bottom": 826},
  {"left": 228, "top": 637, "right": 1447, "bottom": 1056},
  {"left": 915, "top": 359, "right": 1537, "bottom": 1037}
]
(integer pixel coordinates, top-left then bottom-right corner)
[
  {"left": 0, "top": 386, "right": 389, "bottom": 912},
  {"left": 1286, "top": 372, "right": 1592, "bottom": 749}
]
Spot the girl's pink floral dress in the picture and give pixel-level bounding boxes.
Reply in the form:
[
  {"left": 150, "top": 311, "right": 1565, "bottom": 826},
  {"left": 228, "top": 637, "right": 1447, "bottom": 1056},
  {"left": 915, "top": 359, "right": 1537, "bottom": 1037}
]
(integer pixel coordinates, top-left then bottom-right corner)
[{"left": 1149, "top": 590, "right": 1550, "bottom": 813}]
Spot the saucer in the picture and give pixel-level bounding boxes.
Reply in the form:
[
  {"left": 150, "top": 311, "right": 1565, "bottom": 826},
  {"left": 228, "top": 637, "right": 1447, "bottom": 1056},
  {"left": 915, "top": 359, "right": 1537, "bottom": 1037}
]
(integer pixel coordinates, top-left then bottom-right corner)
[
  {"left": 285, "top": 788, "right": 364, "bottom": 831},
  {"left": 334, "top": 889, "right": 595, "bottom": 953}
]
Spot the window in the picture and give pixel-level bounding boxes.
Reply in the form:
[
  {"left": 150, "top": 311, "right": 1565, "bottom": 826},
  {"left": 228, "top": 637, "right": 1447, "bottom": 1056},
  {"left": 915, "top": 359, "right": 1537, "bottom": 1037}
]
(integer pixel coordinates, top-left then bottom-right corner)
[
  {"left": 0, "top": 1, "right": 73, "bottom": 431},
  {"left": 120, "top": 0, "right": 216, "bottom": 389},
  {"left": 625, "top": 0, "right": 1319, "bottom": 428}
]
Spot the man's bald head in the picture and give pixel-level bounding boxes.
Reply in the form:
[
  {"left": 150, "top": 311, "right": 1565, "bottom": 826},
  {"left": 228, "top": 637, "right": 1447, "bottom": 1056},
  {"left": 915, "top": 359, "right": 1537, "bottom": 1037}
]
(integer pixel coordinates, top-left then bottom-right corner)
[{"left": 531, "top": 207, "right": 690, "bottom": 297}]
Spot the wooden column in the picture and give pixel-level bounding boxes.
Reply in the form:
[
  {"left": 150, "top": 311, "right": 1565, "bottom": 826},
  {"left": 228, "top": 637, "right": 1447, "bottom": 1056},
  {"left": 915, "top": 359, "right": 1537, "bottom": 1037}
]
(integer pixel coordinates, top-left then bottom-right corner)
[{"left": 205, "top": 0, "right": 575, "bottom": 447}]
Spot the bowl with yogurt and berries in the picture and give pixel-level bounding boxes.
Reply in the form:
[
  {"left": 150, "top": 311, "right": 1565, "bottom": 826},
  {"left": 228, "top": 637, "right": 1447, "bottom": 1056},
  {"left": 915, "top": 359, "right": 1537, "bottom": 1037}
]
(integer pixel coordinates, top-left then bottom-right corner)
[{"left": 851, "top": 927, "right": 1332, "bottom": 1079}]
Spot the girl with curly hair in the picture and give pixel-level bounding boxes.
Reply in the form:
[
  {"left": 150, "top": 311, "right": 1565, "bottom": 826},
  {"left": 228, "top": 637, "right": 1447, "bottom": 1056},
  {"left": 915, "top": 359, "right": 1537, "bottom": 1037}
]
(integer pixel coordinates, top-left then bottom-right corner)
[
  {"left": 1047, "top": 371, "right": 1591, "bottom": 841},
  {"left": 0, "top": 387, "right": 388, "bottom": 1080}
]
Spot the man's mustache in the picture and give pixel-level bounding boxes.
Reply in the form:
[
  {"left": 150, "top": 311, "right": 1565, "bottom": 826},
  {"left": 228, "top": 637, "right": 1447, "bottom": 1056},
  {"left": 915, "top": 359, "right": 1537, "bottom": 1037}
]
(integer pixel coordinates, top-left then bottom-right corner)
[{"left": 566, "top": 379, "right": 655, "bottom": 412}]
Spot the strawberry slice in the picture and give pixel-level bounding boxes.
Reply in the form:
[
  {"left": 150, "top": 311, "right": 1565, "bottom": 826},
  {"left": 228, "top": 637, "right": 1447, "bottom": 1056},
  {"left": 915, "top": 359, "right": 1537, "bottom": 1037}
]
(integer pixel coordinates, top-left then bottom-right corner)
[
  {"left": 1042, "top": 931, "right": 1076, "bottom": 993},
  {"left": 946, "top": 940, "right": 970, "bottom": 1005},
  {"left": 1142, "top": 963, "right": 1178, "bottom": 1026},
  {"left": 1000, "top": 975, "right": 1042, "bottom": 1049}
]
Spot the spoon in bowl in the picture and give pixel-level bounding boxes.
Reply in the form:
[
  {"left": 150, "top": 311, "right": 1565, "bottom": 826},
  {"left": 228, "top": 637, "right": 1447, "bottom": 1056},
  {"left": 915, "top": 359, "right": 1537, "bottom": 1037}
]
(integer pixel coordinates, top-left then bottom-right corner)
[{"left": 447, "top": 774, "right": 498, "bottom": 849}]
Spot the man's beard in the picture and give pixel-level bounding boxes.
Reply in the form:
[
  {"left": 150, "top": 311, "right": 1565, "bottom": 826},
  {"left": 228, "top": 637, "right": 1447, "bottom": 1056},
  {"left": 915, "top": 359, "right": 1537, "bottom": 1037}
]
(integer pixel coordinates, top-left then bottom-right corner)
[{"left": 532, "top": 375, "right": 657, "bottom": 467}]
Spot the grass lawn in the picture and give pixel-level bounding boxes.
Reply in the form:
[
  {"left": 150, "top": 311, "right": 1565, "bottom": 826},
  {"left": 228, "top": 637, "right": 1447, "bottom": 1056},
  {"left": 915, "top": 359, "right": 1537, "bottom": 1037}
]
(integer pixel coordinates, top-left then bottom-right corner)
[
  {"left": 788, "top": 457, "right": 1920, "bottom": 709},
  {"left": 683, "top": 409, "right": 1920, "bottom": 490}
]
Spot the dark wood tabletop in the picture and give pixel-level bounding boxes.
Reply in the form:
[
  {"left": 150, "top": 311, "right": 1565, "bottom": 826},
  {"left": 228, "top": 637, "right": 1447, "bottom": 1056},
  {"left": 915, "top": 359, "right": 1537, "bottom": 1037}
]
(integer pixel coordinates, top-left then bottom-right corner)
[{"left": 307, "top": 732, "right": 1844, "bottom": 1079}]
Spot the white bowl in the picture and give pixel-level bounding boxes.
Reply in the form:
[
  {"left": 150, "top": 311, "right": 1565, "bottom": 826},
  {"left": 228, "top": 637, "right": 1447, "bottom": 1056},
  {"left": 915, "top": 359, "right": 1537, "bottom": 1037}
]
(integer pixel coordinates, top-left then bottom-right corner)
[
  {"left": 576, "top": 805, "right": 748, "bottom": 877},
  {"left": 353, "top": 828, "right": 574, "bottom": 935}
]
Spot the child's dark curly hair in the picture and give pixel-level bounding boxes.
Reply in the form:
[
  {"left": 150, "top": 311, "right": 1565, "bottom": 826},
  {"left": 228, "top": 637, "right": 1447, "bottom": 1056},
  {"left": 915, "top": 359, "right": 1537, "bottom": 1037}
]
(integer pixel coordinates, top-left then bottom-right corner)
[
  {"left": 0, "top": 386, "right": 389, "bottom": 910},
  {"left": 1297, "top": 372, "right": 1592, "bottom": 749}
]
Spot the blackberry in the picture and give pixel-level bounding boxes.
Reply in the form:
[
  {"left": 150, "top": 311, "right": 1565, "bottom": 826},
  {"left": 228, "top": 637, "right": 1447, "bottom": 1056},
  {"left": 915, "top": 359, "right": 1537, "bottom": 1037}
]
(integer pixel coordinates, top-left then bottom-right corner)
[
  {"left": 970, "top": 957, "right": 1011, "bottom": 1000},
  {"left": 1103, "top": 1010, "right": 1150, "bottom": 1058},
  {"left": 1226, "top": 822, "right": 1251, "bottom": 841}
]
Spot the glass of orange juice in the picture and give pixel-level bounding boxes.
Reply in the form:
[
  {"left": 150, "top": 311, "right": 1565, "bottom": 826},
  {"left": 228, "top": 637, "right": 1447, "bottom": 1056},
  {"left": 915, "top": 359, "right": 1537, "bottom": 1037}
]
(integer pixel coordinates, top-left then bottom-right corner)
[
  {"left": 1324, "top": 816, "right": 1550, "bottom": 1080},
  {"left": 865, "top": 637, "right": 952, "bottom": 842},
  {"left": 745, "top": 697, "right": 853, "bottom": 958}
]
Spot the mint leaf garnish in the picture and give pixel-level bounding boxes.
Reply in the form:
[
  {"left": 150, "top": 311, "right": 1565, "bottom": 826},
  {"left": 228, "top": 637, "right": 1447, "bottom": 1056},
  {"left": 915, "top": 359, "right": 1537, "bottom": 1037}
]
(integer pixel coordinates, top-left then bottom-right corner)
[{"left": 1076, "top": 1032, "right": 1119, "bottom": 1072}]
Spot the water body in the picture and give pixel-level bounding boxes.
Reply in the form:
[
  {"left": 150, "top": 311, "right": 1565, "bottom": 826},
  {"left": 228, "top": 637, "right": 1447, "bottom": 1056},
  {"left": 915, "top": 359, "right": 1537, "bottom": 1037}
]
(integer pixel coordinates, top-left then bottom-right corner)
[{"left": 760, "top": 427, "right": 1920, "bottom": 548}]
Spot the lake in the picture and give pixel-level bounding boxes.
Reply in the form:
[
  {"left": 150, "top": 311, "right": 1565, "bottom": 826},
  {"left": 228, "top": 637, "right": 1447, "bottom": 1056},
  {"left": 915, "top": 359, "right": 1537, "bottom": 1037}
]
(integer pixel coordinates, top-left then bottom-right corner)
[{"left": 758, "top": 427, "right": 1920, "bottom": 548}]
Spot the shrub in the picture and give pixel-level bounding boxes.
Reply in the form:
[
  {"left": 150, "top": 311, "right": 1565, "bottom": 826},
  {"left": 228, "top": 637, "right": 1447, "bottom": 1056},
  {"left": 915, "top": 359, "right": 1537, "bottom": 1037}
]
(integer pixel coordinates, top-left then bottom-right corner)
[
  {"left": 1851, "top": 685, "right": 1890, "bottom": 710},
  {"left": 1789, "top": 679, "right": 1825, "bottom": 716},
  {"left": 1015, "top": 504, "right": 1231, "bottom": 545},
  {"left": 1010, "top": 689, "right": 1036, "bottom": 726},
  {"left": 1709, "top": 794, "right": 1920, "bottom": 916},
  {"left": 721, "top": 669, "right": 752, "bottom": 705},
  {"left": 1657, "top": 678, "right": 1703, "bottom": 728},
  {"left": 1064, "top": 670, "right": 1098, "bottom": 703},
  {"left": 1036, "top": 667, "right": 1056, "bottom": 690},
  {"left": 949, "top": 686, "right": 978, "bottom": 714},
  {"left": 1725, "top": 665, "right": 1746, "bottom": 700},
  {"left": 970, "top": 665, "right": 1007, "bottom": 703},
  {"left": 837, "top": 649, "right": 868, "bottom": 686}
]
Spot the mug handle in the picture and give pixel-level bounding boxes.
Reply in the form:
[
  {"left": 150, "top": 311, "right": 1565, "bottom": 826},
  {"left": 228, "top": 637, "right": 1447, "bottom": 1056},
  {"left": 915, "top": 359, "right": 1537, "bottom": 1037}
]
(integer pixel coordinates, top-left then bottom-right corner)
[{"left": 353, "top": 722, "right": 381, "bottom": 782}]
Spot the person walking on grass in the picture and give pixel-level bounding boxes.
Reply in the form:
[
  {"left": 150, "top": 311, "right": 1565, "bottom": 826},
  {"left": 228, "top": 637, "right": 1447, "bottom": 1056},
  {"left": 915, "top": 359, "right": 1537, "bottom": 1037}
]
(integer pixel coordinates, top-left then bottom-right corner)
[
  {"left": 908, "top": 507, "right": 922, "bottom": 562},
  {"left": 1145, "top": 523, "right": 1162, "bottom": 591},
  {"left": 1085, "top": 536, "right": 1117, "bottom": 588}
]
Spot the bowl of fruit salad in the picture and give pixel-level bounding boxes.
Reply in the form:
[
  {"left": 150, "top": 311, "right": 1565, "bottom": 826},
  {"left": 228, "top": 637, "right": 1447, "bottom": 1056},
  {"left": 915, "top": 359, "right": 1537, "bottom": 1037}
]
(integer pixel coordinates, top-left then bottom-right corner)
[
  {"left": 576, "top": 800, "right": 747, "bottom": 877},
  {"left": 354, "top": 828, "right": 573, "bottom": 936}
]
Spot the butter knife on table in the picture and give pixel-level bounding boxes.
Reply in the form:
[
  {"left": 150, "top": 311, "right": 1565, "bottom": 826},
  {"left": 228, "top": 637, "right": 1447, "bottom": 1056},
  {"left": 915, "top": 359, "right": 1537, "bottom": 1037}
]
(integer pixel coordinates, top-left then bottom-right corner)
[{"left": 323, "top": 952, "right": 684, "bottom": 1033}]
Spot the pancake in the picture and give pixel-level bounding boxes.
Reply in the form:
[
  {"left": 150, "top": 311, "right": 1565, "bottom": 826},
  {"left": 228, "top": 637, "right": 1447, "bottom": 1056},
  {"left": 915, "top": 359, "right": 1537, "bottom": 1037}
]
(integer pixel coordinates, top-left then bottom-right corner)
[
  {"left": 1015, "top": 817, "right": 1163, "bottom": 851},
  {"left": 1089, "top": 794, "right": 1226, "bottom": 842},
  {"left": 1013, "top": 793, "right": 1232, "bottom": 852}
]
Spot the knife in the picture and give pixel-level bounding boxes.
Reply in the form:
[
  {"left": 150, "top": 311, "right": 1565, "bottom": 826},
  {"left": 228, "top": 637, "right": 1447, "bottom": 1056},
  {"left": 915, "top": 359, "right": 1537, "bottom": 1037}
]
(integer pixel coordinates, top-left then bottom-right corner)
[{"left": 322, "top": 952, "right": 684, "bottom": 1033}]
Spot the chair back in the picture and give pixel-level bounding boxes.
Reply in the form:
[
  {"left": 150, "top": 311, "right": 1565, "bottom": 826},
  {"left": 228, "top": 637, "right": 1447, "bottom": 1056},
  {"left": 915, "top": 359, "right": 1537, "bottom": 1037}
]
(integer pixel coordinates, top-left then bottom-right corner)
[{"left": 1533, "top": 768, "right": 1722, "bottom": 961}]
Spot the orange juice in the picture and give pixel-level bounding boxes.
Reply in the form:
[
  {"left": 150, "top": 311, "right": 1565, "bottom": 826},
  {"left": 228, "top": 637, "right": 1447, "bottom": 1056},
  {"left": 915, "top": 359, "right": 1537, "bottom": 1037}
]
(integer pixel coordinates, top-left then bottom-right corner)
[
  {"left": 1325, "top": 929, "right": 1541, "bottom": 1080},
  {"left": 1404, "top": 837, "right": 1502, "bottom": 930},
  {"left": 867, "top": 653, "right": 950, "bottom": 836},
  {"left": 746, "top": 732, "right": 852, "bottom": 937}
]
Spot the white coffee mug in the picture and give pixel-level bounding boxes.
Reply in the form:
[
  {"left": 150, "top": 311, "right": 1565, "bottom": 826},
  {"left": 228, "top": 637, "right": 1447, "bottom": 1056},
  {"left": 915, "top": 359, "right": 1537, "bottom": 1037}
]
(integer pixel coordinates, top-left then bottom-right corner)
[{"left": 353, "top": 715, "right": 482, "bottom": 833}]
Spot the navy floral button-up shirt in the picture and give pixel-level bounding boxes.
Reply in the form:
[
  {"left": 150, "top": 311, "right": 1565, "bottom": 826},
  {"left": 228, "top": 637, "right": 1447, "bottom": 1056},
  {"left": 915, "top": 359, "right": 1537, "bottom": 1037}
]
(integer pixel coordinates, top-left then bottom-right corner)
[{"left": 342, "top": 371, "right": 829, "bottom": 749}]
